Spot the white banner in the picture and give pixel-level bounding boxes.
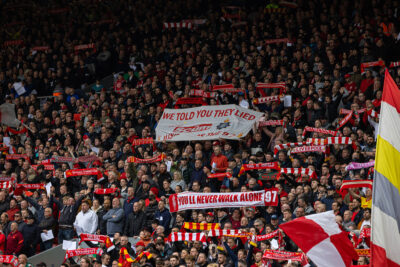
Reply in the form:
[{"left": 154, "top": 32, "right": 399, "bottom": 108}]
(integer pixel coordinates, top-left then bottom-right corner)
[
  {"left": 156, "top": 105, "right": 263, "bottom": 141},
  {"left": 168, "top": 189, "right": 279, "bottom": 212}
]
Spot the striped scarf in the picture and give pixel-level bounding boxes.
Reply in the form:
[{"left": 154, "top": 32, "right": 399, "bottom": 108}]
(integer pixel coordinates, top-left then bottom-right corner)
[
  {"left": 168, "top": 232, "right": 206, "bottom": 243},
  {"left": 239, "top": 162, "right": 280, "bottom": 176},
  {"left": 183, "top": 222, "right": 220, "bottom": 230},
  {"left": 207, "top": 229, "right": 242, "bottom": 237},
  {"left": 274, "top": 142, "right": 307, "bottom": 155},
  {"left": 340, "top": 180, "right": 373, "bottom": 191}
]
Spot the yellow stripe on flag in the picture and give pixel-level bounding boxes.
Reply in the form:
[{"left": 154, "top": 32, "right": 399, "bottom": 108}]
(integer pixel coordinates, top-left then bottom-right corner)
[{"left": 375, "top": 135, "right": 400, "bottom": 193}]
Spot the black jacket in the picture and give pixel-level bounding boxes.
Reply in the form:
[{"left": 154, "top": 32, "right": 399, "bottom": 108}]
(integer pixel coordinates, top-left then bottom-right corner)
[
  {"left": 21, "top": 223, "right": 40, "bottom": 251},
  {"left": 124, "top": 210, "right": 146, "bottom": 236}
]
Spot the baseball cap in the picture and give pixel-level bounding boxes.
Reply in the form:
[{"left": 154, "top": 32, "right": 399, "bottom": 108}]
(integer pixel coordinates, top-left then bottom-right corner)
[{"left": 271, "top": 214, "right": 278, "bottom": 220}]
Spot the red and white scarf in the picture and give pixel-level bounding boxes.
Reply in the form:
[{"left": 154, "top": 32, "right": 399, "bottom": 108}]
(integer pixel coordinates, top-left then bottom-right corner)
[
  {"left": 264, "top": 39, "right": 289, "bottom": 45},
  {"left": 290, "top": 145, "right": 326, "bottom": 154},
  {"left": 79, "top": 233, "right": 114, "bottom": 249},
  {"left": 64, "top": 168, "right": 103, "bottom": 182},
  {"left": 208, "top": 229, "right": 242, "bottom": 237},
  {"left": 0, "top": 176, "right": 14, "bottom": 182},
  {"left": 168, "top": 232, "right": 206, "bottom": 243},
  {"left": 301, "top": 126, "right": 338, "bottom": 139},
  {"left": 390, "top": 61, "right": 400, "bottom": 68},
  {"left": 340, "top": 180, "right": 373, "bottom": 191},
  {"left": 78, "top": 155, "right": 99, "bottom": 163},
  {"left": 208, "top": 173, "right": 232, "bottom": 179},
  {"left": 183, "top": 222, "right": 220, "bottom": 230},
  {"left": 6, "top": 154, "right": 29, "bottom": 161},
  {"left": 64, "top": 248, "right": 103, "bottom": 262},
  {"left": 279, "top": 168, "right": 317, "bottom": 179},
  {"left": 239, "top": 162, "right": 280, "bottom": 175},
  {"left": 336, "top": 110, "right": 353, "bottom": 130},
  {"left": 262, "top": 250, "right": 308, "bottom": 266},
  {"left": 256, "top": 82, "right": 286, "bottom": 96},
  {"left": 94, "top": 188, "right": 118, "bottom": 195},
  {"left": 253, "top": 95, "right": 282, "bottom": 104},
  {"left": 0, "top": 255, "right": 18, "bottom": 267},
  {"left": 255, "top": 230, "right": 279, "bottom": 241},
  {"left": 127, "top": 153, "right": 165, "bottom": 164},
  {"left": 306, "top": 137, "right": 354, "bottom": 147},
  {"left": 360, "top": 60, "right": 385, "bottom": 73},
  {"left": 16, "top": 184, "right": 45, "bottom": 190},
  {"left": 174, "top": 97, "right": 207, "bottom": 108},
  {"left": 131, "top": 138, "right": 156, "bottom": 152},
  {"left": 0, "top": 181, "right": 13, "bottom": 189},
  {"left": 50, "top": 156, "right": 75, "bottom": 163},
  {"left": 273, "top": 142, "right": 307, "bottom": 155},
  {"left": 259, "top": 120, "right": 284, "bottom": 127},
  {"left": 190, "top": 89, "right": 216, "bottom": 98}
]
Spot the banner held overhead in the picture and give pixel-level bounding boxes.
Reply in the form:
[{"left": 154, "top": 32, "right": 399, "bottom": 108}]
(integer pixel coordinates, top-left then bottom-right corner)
[{"left": 156, "top": 104, "right": 263, "bottom": 141}]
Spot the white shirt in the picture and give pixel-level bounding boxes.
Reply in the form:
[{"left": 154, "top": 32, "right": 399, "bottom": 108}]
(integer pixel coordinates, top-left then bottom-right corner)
[{"left": 73, "top": 209, "right": 98, "bottom": 235}]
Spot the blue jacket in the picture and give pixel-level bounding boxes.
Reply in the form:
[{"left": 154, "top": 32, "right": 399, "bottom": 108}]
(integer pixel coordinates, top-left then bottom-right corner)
[
  {"left": 123, "top": 197, "right": 138, "bottom": 217},
  {"left": 155, "top": 208, "right": 171, "bottom": 230},
  {"left": 103, "top": 208, "right": 124, "bottom": 235}
]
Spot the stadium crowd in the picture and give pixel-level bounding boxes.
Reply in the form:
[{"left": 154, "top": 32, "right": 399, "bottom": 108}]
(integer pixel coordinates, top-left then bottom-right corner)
[{"left": 0, "top": 0, "right": 399, "bottom": 266}]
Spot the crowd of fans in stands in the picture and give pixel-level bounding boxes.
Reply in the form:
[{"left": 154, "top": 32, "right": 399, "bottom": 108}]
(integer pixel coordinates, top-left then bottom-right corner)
[{"left": 0, "top": 0, "right": 400, "bottom": 266}]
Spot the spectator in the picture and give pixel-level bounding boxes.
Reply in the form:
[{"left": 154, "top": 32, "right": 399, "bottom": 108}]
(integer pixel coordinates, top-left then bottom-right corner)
[
  {"left": 21, "top": 214, "right": 39, "bottom": 257},
  {"left": 103, "top": 198, "right": 124, "bottom": 236},
  {"left": 6, "top": 222, "right": 23, "bottom": 255},
  {"left": 38, "top": 208, "right": 55, "bottom": 251},
  {"left": 74, "top": 200, "right": 98, "bottom": 236},
  {"left": 124, "top": 202, "right": 146, "bottom": 237}
]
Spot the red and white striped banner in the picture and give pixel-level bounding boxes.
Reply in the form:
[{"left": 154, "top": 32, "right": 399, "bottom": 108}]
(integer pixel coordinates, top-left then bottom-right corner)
[
  {"left": 163, "top": 22, "right": 193, "bottom": 30},
  {"left": 306, "top": 137, "right": 355, "bottom": 147},
  {"left": 169, "top": 189, "right": 279, "bottom": 212},
  {"left": 274, "top": 142, "right": 307, "bottom": 155},
  {"left": 290, "top": 145, "right": 326, "bottom": 154},
  {"left": 302, "top": 126, "right": 338, "bottom": 139},
  {"left": 0, "top": 181, "right": 13, "bottom": 189},
  {"left": 208, "top": 229, "right": 242, "bottom": 237},
  {"left": 340, "top": 180, "right": 373, "bottom": 191},
  {"left": 390, "top": 61, "right": 400, "bottom": 68},
  {"left": 168, "top": 232, "right": 206, "bottom": 243}
]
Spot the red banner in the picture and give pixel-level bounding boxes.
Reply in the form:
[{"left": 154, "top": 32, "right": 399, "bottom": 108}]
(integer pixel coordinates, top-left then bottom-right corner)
[
  {"left": 253, "top": 95, "right": 282, "bottom": 104},
  {"left": 189, "top": 89, "right": 217, "bottom": 98},
  {"left": 16, "top": 184, "right": 45, "bottom": 190}
]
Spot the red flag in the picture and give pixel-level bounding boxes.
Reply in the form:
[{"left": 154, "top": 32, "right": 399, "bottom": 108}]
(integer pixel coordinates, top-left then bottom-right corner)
[{"left": 280, "top": 211, "right": 358, "bottom": 267}]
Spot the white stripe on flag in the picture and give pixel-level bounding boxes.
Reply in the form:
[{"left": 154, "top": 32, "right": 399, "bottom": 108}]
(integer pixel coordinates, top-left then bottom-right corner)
[
  {"left": 305, "top": 211, "right": 341, "bottom": 236},
  {"left": 307, "top": 237, "right": 346, "bottom": 267},
  {"left": 371, "top": 205, "right": 400, "bottom": 263}
]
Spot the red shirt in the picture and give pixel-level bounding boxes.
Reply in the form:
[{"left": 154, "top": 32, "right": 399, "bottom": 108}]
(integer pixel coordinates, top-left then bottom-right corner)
[
  {"left": 0, "top": 233, "right": 5, "bottom": 253},
  {"left": 345, "top": 82, "right": 357, "bottom": 92},
  {"left": 210, "top": 154, "right": 228, "bottom": 172},
  {"left": 5, "top": 230, "right": 23, "bottom": 255}
]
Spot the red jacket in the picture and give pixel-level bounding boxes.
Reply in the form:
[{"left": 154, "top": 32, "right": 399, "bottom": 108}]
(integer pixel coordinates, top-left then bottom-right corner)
[{"left": 6, "top": 230, "right": 23, "bottom": 255}]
